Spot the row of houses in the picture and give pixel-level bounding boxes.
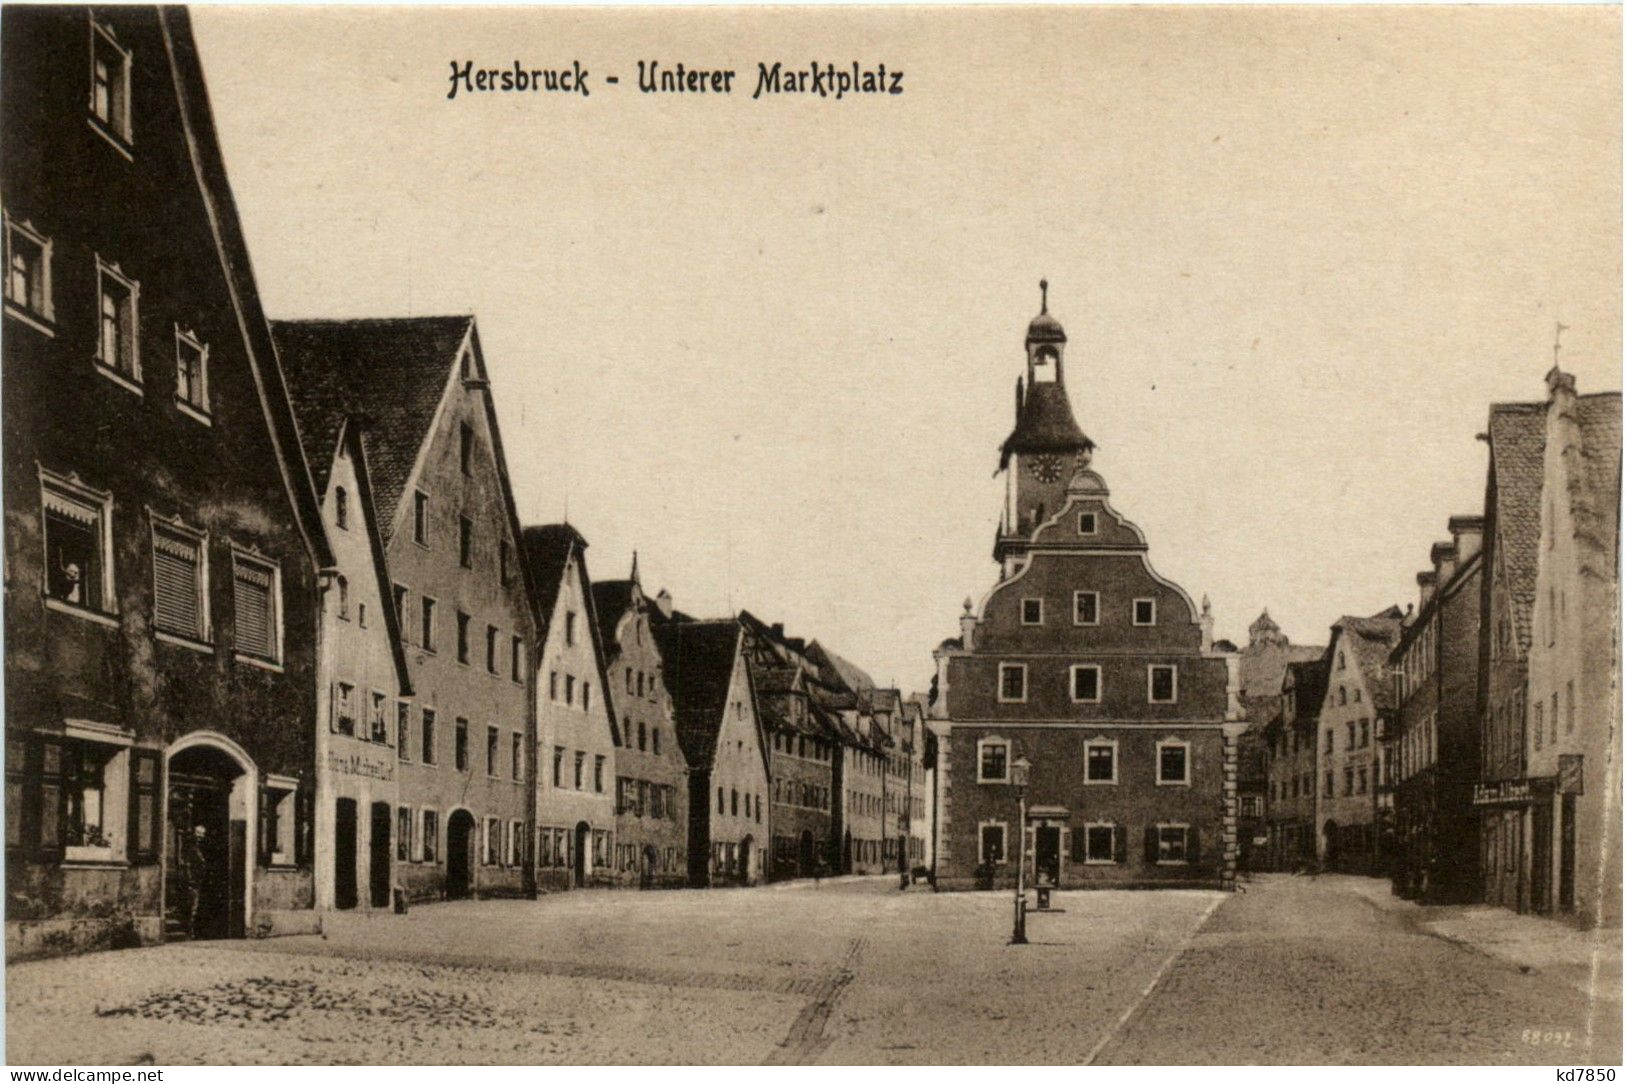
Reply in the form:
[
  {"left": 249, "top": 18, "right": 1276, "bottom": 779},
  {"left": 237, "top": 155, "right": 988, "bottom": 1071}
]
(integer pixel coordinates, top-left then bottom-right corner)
[
  {"left": 1245, "top": 367, "right": 1620, "bottom": 929},
  {"left": 1, "top": 6, "right": 927, "bottom": 958}
]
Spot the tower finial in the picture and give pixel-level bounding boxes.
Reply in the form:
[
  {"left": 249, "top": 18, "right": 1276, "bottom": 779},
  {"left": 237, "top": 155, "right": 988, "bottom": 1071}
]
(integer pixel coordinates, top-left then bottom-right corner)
[
  {"left": 630, "top": 549, "right": 640, "bottom": 585},
  {"left": 1039, "top": 279, "right": 1049, "bottom": 314},
  {"left": 1554, "top": 320, "right": 1570, "bottom": 368}
]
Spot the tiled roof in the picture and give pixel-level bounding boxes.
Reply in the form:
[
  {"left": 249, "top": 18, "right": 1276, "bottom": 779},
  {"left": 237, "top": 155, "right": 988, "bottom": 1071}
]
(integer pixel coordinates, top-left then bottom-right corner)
[
  {"left": 1487, "top": 402, "right": 1548, "bottom": 651},
  {"left": 1331, "top": 612, "right": 1404, "bottom": 714},
  {"left": 654, "top": 619, "right": 742, "bottom": 771},
  {"left": 807, "top": 641, "right": 875, "bottom": 694},
  {"left": 1576, "top": 393, "right": 1622, "bottom": 570},
  {"left": 1285, "top": 658, "right": 1329, "bottom": 721},
  {"left": 863, "top": 687, "right": 902, "bottom": 714},
  {"left": 271, "top": 316, "right": 471, "bottom": 535},
  {"left": 590, "top": 579, "right": 638, "bottom": 652}
]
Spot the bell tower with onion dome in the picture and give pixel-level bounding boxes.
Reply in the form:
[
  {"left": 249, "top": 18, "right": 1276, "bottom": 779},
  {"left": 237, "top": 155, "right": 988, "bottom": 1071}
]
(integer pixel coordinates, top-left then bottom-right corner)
[{"left": 996, "top": 281, "right": 1096, "bottom": 562}]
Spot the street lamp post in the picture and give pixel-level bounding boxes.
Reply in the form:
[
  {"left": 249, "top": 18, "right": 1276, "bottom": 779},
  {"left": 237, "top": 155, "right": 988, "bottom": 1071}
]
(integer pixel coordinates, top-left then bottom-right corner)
[{"left": 1010, "top": 755, "right": 1030, "bottom": 945}]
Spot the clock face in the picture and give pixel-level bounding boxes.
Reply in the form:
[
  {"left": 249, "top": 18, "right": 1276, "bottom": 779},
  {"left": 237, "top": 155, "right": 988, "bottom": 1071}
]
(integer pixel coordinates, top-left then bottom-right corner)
[{"left": 1028, "top": 455, "right": 1064, "bottom": 483}]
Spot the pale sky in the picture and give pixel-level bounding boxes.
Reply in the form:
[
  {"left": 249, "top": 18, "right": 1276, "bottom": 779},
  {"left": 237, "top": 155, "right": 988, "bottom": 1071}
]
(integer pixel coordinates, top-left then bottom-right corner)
[{"left": 191, "top": 5, "right": 1621, "bottom": 692}]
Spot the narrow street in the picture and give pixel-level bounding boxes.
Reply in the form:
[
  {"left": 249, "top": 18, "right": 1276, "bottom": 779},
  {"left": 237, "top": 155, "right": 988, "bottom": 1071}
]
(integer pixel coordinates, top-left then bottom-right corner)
[{"left": 6, "top": 875, "right": 1618, "bottom": 1065}]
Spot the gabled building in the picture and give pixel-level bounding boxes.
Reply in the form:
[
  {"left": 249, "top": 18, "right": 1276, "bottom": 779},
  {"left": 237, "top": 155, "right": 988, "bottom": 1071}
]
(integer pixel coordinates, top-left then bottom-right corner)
[
  {"left": 3, "top": 7, "right": 332, "bottom": 954},
  {"left": 279, "top": 379, "right": 415, "bottom": 913},
  {"left": 1522, "top": 370, "right": 1620, "bottom": 925},
  {"left": 593, "top": 560, "right": 688, "bottom": 888},
  {"left": 1475, "top": 400, "right": 1547, "bottom": 912},
  {"left": 932, "top": 288, "right": 1242, "bottom": 891},
  {"left": 1235, "top": 612, "right": 1323, "bottom": 870},
  {"left": 1315, "top": 610, "right": 1403, "bottom": 873},
  {"left": 655, "top": 616, "right": 770, "bottom": 886},
  {"left": 1389, "top": 519, "right": 1484, "bottom": 902},
  {"left": 523, "top": 524, "right": 618, "bottom": 890},
  {"left": 901, "top": 697, "right": 931, "bottom": 873},
  {"left": 274, "top": 316, "right": 537, "bottom": 904},
  {"left": 1263, "top": 659, "right": 1329, "bottom": 871}
]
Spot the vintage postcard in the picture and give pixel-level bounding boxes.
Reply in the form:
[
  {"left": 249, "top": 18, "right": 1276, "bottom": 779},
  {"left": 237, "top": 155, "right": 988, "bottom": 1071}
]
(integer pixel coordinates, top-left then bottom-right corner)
[{"left": 1, "top": 2, "right": 1620, "bottom": 1068}]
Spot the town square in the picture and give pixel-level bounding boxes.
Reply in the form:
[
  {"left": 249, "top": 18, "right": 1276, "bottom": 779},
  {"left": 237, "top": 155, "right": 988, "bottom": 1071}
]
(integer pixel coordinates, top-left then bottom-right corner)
[{"left": 1, "top": 3, "right": 1620, "bottom": 1068}]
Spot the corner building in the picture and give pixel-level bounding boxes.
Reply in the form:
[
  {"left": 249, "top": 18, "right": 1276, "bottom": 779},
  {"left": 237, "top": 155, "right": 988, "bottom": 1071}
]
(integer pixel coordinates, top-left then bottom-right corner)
[{"left": 933, "top": 289, "right": 1242, "bottom": 891}]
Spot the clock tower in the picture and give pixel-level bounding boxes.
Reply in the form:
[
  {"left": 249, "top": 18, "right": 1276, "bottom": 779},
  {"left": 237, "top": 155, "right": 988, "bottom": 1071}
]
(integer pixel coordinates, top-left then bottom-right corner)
[{"left": 996, "top": 281, "right": 1095, "bottom": 563}]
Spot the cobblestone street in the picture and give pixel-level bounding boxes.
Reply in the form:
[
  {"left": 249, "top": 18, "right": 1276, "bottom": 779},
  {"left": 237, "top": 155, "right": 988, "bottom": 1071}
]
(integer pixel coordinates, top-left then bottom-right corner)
[{"left": 6, "top": 875, "right": 1619, "bottom": 1065}]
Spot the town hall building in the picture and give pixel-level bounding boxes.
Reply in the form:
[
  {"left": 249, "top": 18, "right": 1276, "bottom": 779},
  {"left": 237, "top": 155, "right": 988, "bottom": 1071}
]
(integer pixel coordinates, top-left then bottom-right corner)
[{"left": 931, "top": 286, "right": 1244, "bottom": 891}]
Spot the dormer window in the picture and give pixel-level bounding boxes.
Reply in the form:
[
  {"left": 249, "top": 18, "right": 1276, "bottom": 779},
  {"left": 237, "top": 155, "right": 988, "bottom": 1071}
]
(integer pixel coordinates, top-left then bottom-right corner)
[
  {"left": 1020, "top": 598, "right": 1043, "bottom": 625},
  {"left": 89, "top": 18, "right": 132, "bottom": 149},
  {"left": 1077, "top": 512, "right": 1097, "bottom": 535},
  {"left": 412, "top": 491, "right": 429, "bottom": 546}
]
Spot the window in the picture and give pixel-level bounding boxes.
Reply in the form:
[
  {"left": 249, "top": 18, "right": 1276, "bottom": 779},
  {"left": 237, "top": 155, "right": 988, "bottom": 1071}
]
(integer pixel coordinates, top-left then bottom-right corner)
[
  {"left": 1325, "top": 729, "right": 1334, "bottom": 755},
  {"left": 509, "top": 820, "right": 523, "bottom": 866},
  {"left": 566, "top": 611, "right": 578, "bottom": 646},
  {"left": 41, "top": 473, "right": 114, "bottom": 616},
  {"left": 1353, "top": 688, "right": 1362, "bottom": 704},
  {"left": 421, "top": 708, "right": 437, "bottom": 764},
  {"left": 1077, "top": 512, "right": 1097, "bottom": 535},
  {"left": 421, "top": 810, "right": 439, "bottom": 863},
  {"left": 549, "top": 671, "right": 558, "bottom": 700},
  {"left": 511, "top": 636, "right": 523, "bottom": 682},
  {"left": 573, "top": 750, "right": 585, "bottom": 789},
  {"left": 1073, "top": 591, "right": 1100, "bottom": 626},
  {"left": 486, "top": 725, "right": 498, "bottom": 776},
  {"left": 1133, "top": 599, "right": 1156, "bottom": 626},
  {"left": 459, "top": 516, "right": 473, "bottom": 569},
  {"left": 95, "top": 259, "right": 139, "bottom": 385},
  {"left": 512, "top": 732, "right": 523, "bottom": 781},
  {"left": 1148, "top": 665, "right": 1177, "bottom": 704},
  {"left": 977, "top": 738, "right": 1009, "bottom": 783},
  {"left": 1567, "top": 680, "right": 1576, "bottom": 734},
  {"left": 997, "top": 663, "right": 1027, "bottom": 704},
  {"left": 1347, "top": 721, "right": 1356, "bottom": 748},
  {"left": 552, "top": 746, "right": 564, "bottom": 787},
  {"left": 333, "top": 682, "right": 356, "bottom": 736},
  {"left": 584, "top": 682, "right": 592, "bottom": 712},
  {"left": 1343, "top": 766, "right": 1354, "bottom": 796},
  {"left": 89, "top": 18, "right": 132, "bottom": 143},
  {"left": 335, "top": 575, "right": 349, "bottom": 621},
  {"left": 151, "top": 520, "right": 207, "bottom": 642},
  {"left": 455, "top": 611, "right": 471, "bottom": 664},
  {"left": 258, "top": 782, "right": 294, "bottom": 866},
  {"left": 4, "top": 215, "right": 53, "bottom": 327},
  {"left": 485, "top": 818, "right": 502, "bottom": 866},
  {"left": 1359, "top": 719, "right": 1369, "bottom": 748},
  {"left": 485, "top": 624, "right": 498, "bottom": 673},
  {"left": 231, "top": 551, "right": 280, "bottom": 664},
  {"left": 1324, "top": 771, "right": 1333, "bottom": 797},
  {"left": 653, "top": 728, "right": 661, "bottom": 755},
  {"left": 396, "top": 807, "right": 412, "bottom": 862},
  {"left": 1338, "top": 687, "right": 1347, "bottom": 706},
  {"left": 1156, "top": 740, "right": 1190, "bottom": 785},
  {"left": 61, "top": 737, "right": 126, "bottom": 856},
  {"left": 1154, "top": 825, "right": 1191, "bottom": 864},
  {"left": 1021, "top": 598, "right": 1043, "bottom": 625},
  {"left": 1357, "top": 767, "right": 1367, "bottom": 795},
  {"left": 412, "top": 491, "right": 429, "bottom": 546},
  {"left": 1085, "top": 739, "right": 1117, "bottom": 783},
  {"left": 638, "top": 721, "right": 647, "bottom": 751},
  {"left": 979, "top": 822, "right": 1007, "bottom": 864},
  {"left": 454, "top": 718, "right": 469, "bottom": 772},
  {"left": 333, "top": 487, "right": 348, "bottom": 531},
  {"left": 565, "top": 675, "right": 575, "bottom": 705},
  {"left": 370, "top": 690, "right": 388, "bottom": 742},
  {"left": 397, "top": 703, "right": 412, "bottom": 761},
  {"left": 1070, "top": 665, "right": 1102, "bottom": 703},
  {"left": 1534, "top": 702, "right": 1544, "bottom": 751},
  {"left": 595, "top": 755, "right": 605, "bottom": 793},
  {"left": 420, "top": 596, "right": 436, "bottom": 652},
  {"left": 174, "top": 328, "right": 209, "bottom": 418},
  {"left": 1084, "top": 824, "right": 1116, "bottom": 864},
  {"left": 459, "top": 422, "right": 474, "bottom": 476}
]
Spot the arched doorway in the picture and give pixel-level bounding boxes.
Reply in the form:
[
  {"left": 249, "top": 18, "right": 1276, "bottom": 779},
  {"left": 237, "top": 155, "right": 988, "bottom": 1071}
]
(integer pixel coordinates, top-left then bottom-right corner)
[
  {"left": 446, "top": 810, "right": 475, "bottom": 899},
  {"left": 739, "top": 835, "right": 755, "bottom": 884},
  {"left": 334, "top": 798, "right": 358, "bottom": 910},
  {"left": 1322, "top": 819, "right": 1339, "bottom": 870},
  {"left": 165, "top": 739, "right": 252, "bottom": 941},
  {"left": 799, "top": 830, "right": 816, "bottom": 877},
  {"left": 573, "top": 821, "right": 590, "bottom": 887}
]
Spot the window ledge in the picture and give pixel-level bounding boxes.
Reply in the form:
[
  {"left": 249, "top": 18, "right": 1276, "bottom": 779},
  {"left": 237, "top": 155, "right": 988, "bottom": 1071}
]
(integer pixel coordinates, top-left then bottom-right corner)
[
  {"left": 4, "top": 302, "right": 55, "bottom": 337},
  {"left": 44, "top": 596, "right": 119, "bottom": 628},
  {"left": 87, "top": 116, "right": 134, "bottom": 161},
  {"left": 175, "top": 399, "right": 213, "bottom": 427},
  {"left": 93, "top": 360, "right": 143, "bottom": 396},
  {"left": 64, "top": 846, "right": 121, "bottom": 866},
  {"left": 1084, "top": 778, "right": 1118, "bottom": 786},
  {"left": 155, "top": 628, "right": 214, "bottom": 654},
  {"left": 1156, "top": 779, "right": 1192, "bottom": 787},
  {"left": 234, "top": 652, "right": 284, "bottom": 674},
  {"left": 1083, "top": 858, "right": 1116, "bottom": 865}
]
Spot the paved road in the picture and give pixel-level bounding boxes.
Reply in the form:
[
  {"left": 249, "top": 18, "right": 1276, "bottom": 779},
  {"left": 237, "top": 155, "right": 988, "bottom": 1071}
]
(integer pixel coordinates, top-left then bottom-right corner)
[
  {"left": 6, "top": 874, "right": 1618, "bottom": 1064},
  {"left": 1093, "top": 874, "right": 1622, "bottom": 1065}
]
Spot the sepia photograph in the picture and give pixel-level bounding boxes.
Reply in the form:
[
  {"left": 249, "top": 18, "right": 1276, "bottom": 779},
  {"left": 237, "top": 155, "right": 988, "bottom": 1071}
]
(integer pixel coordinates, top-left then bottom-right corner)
[{"left": 0, "top": 1, "right": 1620, "bottom": 1068}]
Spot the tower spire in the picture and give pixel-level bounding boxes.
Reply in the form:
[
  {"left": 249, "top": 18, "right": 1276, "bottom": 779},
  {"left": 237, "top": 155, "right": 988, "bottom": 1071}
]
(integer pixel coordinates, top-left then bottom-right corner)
[
  {"left": 1040, "top": 278, "right": 1048, "bottom": 315},
  {"left": 630, "top": 549, "right": 640, "bottom": 585}
]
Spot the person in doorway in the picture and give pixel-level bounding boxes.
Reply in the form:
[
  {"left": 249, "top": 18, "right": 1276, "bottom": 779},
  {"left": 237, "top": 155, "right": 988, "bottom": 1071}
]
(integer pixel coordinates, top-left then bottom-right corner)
[{"left": 177, "top": 823, "right": 208, "bottom": 939}]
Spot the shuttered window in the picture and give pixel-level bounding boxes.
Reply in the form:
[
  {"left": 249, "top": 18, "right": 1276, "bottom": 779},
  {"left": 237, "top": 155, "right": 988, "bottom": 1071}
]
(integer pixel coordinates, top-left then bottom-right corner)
[
  {"left": 232, "top": 555, "right": 278, "bottom": 661},
  {"left": 152, "top": 526, "right": 205, "bottom": 639}
]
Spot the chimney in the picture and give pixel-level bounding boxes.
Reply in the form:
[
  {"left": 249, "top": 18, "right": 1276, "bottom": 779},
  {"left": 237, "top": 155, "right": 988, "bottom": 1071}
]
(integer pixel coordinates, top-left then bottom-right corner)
[
  {"left": 1430, "top": 541, "right": 1459, "bottom": 585},
  {"left": 655, "top": 588, "right": 673, "bottom": 618},
  {"left": 1448, "top": 514, "right": 1485, "bottom": 564},
  {"left": 959, "top": 597, "right": 977, "bottom": 653},
  {"left": 771, "top": 623, "right": 785, "bottom": 640},
  {"left": 1416, "top": 569, "right": 1437, "bottom": 610}
]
